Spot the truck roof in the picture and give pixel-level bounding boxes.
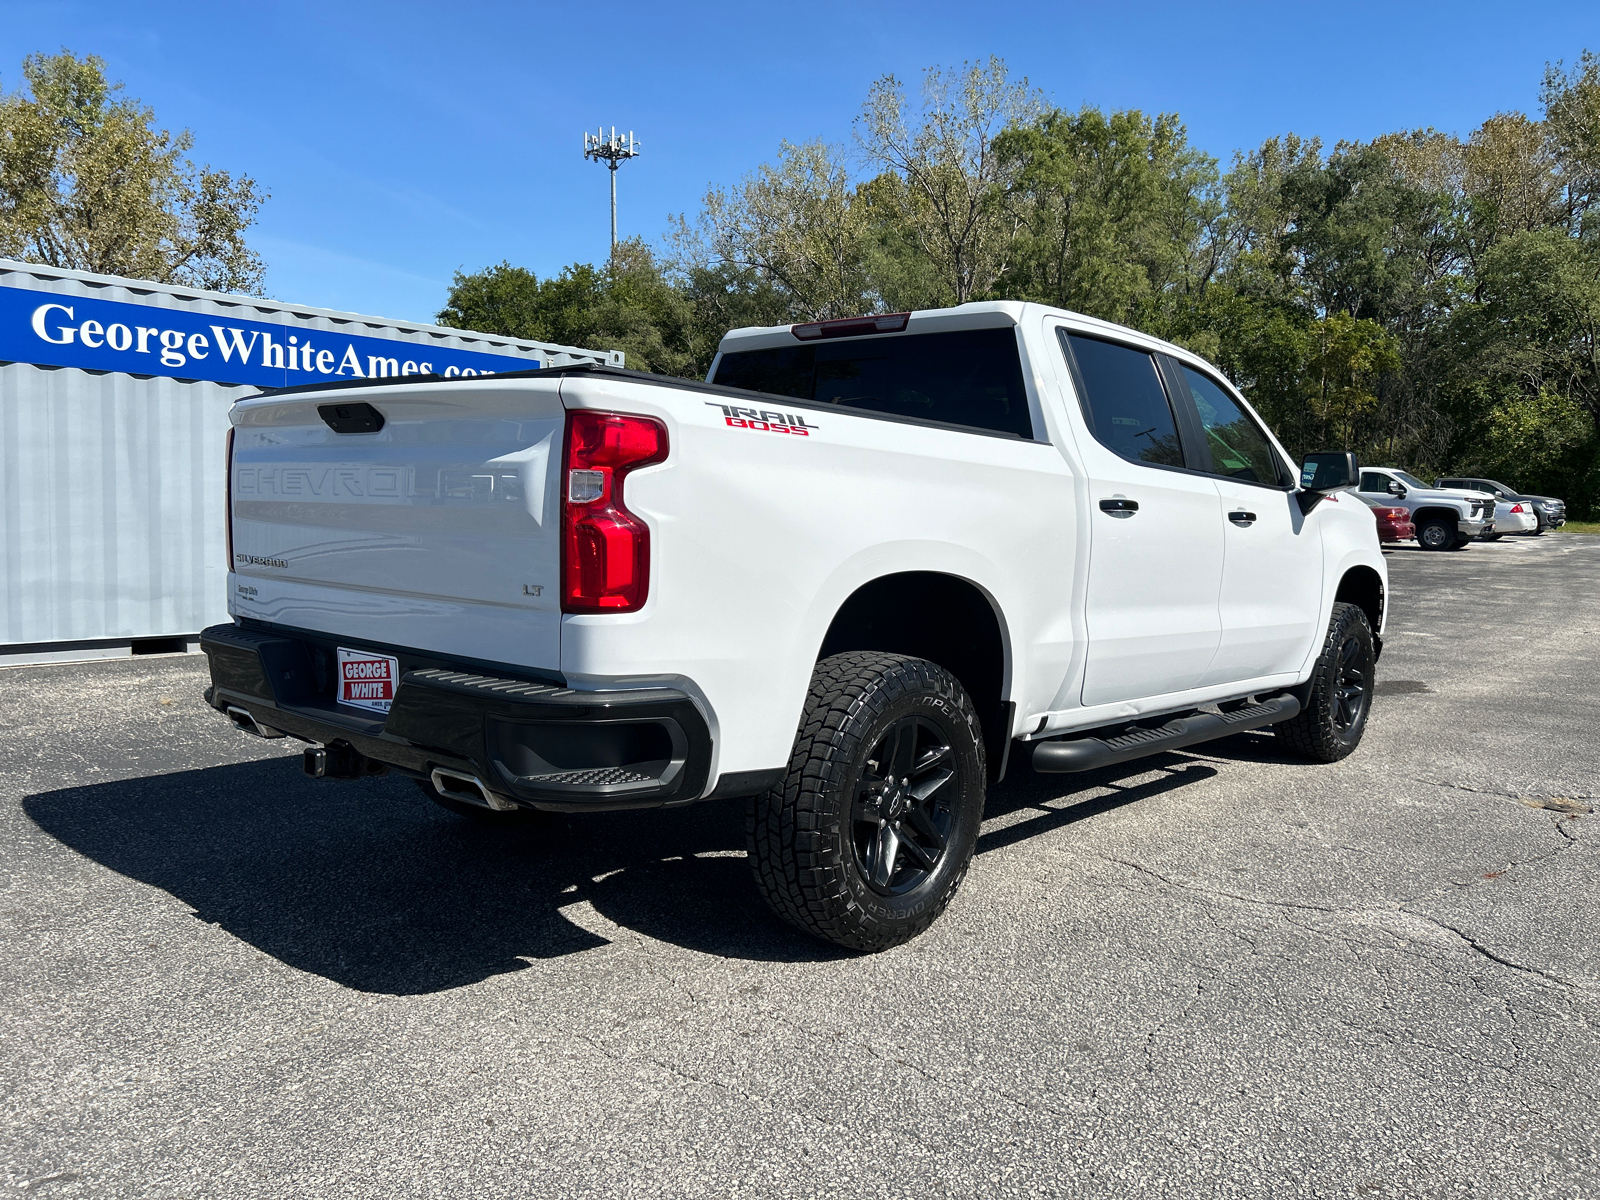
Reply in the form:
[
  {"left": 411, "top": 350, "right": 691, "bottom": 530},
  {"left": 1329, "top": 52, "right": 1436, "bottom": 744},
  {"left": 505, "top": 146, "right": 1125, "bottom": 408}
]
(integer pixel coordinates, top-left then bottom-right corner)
[{"left": 715, "top": 301, "right": 1213, "bottom": 375}]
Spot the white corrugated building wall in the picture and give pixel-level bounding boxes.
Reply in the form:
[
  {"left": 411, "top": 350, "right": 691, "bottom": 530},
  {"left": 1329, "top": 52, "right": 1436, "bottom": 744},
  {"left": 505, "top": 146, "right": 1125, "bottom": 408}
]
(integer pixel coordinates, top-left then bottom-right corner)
[{"left": 0, "top": 259, "right": 619, "bottom": 664}]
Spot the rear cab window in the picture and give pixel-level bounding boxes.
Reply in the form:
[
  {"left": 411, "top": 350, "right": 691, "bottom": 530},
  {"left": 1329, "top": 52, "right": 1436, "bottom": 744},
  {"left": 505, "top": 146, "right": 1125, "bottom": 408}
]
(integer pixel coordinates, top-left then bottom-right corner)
[{"left": 709, "top": 327, "right": 1034, "bottom": 440}]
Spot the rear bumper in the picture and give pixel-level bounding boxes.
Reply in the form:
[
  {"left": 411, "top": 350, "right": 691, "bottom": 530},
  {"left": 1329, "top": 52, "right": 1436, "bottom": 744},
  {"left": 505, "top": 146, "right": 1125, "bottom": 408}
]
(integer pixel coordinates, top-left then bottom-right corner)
[{"left": 201, "top": 622, "right": 716, "bottom": 811}]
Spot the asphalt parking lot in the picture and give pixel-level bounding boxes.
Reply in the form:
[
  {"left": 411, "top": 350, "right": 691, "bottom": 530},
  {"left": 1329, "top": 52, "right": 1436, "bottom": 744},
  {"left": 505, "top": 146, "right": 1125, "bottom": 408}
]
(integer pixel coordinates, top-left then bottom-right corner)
[{"left": 3, "top": 534, "right": 1598, "bottom": 1199}]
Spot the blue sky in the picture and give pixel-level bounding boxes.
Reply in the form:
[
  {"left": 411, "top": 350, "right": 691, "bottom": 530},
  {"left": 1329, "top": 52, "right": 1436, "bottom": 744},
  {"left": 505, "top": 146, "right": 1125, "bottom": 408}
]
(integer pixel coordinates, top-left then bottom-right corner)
[{"left": 3, "top": 1, "right": 1594, "bottom": 324}]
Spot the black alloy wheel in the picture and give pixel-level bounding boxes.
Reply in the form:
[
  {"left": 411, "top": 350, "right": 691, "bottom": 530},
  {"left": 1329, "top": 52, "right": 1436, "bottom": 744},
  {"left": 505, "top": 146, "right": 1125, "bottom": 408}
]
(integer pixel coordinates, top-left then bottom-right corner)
[
  {"left": 1330, "top": 628, "right": 1370, "bottom": 737},
  {"left": 747, "top": 652, "right": 987, "bottom": 952},
  {"left": 851, "top": 715, "right": 957, "bottom": 895},
  {"left": 1275, "top": 601, "right": 1376, "bottom": 763}
]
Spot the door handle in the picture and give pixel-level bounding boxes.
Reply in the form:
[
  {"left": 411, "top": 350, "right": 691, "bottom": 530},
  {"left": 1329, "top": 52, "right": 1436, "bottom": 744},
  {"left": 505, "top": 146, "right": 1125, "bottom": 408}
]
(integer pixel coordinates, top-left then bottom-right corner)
[
  {"left": 1099, "top": 498, "right": 1139, "bottom": 517},
  {"left": 1228, "top": 510, "right": 1257, "bottom": 527}
]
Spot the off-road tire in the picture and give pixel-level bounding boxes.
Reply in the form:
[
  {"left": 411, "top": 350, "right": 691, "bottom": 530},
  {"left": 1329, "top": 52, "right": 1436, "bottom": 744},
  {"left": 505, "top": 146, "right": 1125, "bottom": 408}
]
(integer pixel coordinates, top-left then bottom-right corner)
[
  {"left": 1275, "top": 602, "right": 1375, "bottom": 763},
  {"left": 746, "top": 652, "right": 986, "bottom": 952},
  {"left": 1416, "top": 515, "right": 1454, "bottom": 551},
  {"left": 415, "top": 777, "right": 539, "bottom": 822}
]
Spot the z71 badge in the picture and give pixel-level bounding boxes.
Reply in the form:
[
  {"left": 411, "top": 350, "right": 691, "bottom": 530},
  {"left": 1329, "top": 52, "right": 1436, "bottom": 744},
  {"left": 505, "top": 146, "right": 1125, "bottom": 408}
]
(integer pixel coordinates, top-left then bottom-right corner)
[{"left": 705, "top": 402, "right": 818, "bottom": 437}]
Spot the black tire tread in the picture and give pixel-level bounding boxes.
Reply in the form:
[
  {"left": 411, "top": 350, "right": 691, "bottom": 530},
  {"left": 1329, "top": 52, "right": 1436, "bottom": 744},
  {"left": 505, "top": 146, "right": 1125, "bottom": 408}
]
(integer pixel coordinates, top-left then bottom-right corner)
[
  {"left": 1275, "top": 601, "right": 1373, "bottom": 763},
  {"left": 746, "top": 652, "right": 984, "bottom": 952}
]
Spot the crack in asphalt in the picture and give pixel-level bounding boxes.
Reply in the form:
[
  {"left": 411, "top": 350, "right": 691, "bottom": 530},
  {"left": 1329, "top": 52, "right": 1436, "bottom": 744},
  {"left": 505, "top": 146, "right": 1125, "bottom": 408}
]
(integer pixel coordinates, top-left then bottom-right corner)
[
  {"left": 1100, "top": 855, "right": 1594, "bottom": 999},
  {"left": 1407, "top": 913, "right": 1590, "bottom": 993},
  {"left": 1103, "top": 858, "right": 1341, "bottom": 915}
]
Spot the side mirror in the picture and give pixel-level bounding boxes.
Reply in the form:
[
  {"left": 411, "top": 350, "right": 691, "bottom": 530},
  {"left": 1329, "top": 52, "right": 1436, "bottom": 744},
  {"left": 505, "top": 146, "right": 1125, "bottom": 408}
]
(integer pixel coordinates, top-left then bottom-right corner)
[
  {"left": 1300, "top": 452, "right": 1358, "bottom": 491},
  {"left": 1298, "top": 451, "right": 1359, "bottom": 514},
  {"left": 1387, "top": 480, "right": 1406, "bottom": 497}
]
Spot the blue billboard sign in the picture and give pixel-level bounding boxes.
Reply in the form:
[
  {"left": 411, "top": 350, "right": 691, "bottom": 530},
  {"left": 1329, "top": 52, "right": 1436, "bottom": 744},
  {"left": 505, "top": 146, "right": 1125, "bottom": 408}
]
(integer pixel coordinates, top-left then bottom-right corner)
[{"left": 0, "top": 283, "right": 540, "bottom": 388}]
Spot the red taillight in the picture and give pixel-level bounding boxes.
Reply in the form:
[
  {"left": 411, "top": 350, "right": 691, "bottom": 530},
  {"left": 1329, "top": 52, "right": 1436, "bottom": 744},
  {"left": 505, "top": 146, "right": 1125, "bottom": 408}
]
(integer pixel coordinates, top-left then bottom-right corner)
[
  {"left": 1511, "top": 503, "right": 1525, "bottom": 513},
  {"left": 791, "top": 312, "right": 909, "bottom": 341},
  {"left": 561, "top": 410, "right": 668, "bottom": 613},
  {"left": 224, "top": 425, "right": 236, "bottom": 571}
]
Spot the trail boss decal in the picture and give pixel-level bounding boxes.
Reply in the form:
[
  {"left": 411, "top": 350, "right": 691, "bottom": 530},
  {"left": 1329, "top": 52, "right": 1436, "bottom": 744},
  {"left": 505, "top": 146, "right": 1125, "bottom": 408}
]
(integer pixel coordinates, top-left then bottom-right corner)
[{"left": 705, "top": 402, "right": 818, "bottom": 436}]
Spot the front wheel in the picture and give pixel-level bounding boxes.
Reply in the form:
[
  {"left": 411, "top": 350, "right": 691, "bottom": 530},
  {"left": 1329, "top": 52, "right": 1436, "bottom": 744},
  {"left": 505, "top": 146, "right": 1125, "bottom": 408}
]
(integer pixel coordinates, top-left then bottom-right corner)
[
  {"left": 1416, "top": 516, "right": 1455, "bottom": 551},
  {"left": 1275, "top": 602, "right": 1376, "bottom": 763},
  {"left": 747, "top": 652, "right": 987, "bottom": 952}
]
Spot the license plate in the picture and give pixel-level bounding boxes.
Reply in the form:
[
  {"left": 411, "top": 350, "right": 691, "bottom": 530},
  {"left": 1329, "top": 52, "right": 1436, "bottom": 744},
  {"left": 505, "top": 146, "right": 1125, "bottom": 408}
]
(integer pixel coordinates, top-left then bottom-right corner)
[{"left": 336, "top": 647, "right": 400, "bottom": 714}]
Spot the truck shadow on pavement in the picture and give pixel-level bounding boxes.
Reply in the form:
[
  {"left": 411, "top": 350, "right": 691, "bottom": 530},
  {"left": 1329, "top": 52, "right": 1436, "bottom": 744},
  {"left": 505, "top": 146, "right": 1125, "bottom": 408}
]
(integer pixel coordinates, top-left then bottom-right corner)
[
  {"left": 23, "top": 757, "right": 834, "bottom": 993},
  {"left": 24, "top": 747, "right": 1220, "bottom": 994}
]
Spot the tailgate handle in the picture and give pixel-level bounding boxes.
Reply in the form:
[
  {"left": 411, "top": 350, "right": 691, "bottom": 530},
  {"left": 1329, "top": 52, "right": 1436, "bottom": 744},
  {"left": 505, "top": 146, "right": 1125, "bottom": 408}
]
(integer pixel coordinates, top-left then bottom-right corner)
[{"left": 318, "top": 402, "right": 386, "bottom": 434}]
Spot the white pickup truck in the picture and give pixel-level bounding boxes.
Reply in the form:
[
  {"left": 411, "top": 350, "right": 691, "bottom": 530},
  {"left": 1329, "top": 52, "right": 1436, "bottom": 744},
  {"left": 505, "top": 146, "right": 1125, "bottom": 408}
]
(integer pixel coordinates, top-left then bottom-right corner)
[
  {"left": 1353, "top": 468, "right": 1495, "bottom": 550},
  {"left": 203, "top": 302, "right": 1388, "bottom": 951}
]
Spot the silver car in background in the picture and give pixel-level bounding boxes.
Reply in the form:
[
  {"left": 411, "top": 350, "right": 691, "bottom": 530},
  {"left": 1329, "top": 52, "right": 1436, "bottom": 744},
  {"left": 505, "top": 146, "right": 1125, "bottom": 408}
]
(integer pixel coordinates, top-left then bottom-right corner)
[{"left": 1437, "top": 477, "right": 1567, "bottom": 535}]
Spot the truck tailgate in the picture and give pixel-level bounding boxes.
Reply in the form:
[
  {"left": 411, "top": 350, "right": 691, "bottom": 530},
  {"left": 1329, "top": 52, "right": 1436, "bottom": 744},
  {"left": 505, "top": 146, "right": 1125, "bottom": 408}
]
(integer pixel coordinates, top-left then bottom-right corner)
[{"left": 228, "top": 380, "right": 564, "bottom": 671}]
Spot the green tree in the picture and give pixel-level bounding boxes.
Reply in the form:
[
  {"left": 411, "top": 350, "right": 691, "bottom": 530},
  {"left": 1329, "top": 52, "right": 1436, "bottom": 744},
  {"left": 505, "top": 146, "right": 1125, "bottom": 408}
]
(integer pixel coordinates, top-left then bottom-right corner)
[
  {"left": 0, "top": 50, "right": 266, "bottom": 293},
  {"left": 994, "top": 105, "right": 1224, "bottom": 331},
  {"left": 855, "top": 58, "right": 1042, "bottom": 305},
  {"left": 694, "top": 140, "right": 873, "bottom": 321},
  {"left": 1305, "top": 312, "right": 1402, "bottom": 453},
  {"left": 437, "top": 239, "right": 697, "bottom": 377},
  {"left": 1541, "top": 51, "right": 1600, "bottom": 227}
]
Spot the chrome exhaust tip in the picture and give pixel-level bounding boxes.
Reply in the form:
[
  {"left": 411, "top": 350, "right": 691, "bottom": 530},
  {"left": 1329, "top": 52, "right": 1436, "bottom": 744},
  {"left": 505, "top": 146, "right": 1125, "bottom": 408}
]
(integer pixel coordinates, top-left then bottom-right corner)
[
  {"left": 430, "top": 767, "right": 517, "bottom": 812},
  {"left": 226, "top": 705, "right": 285, "bottom": 739}
]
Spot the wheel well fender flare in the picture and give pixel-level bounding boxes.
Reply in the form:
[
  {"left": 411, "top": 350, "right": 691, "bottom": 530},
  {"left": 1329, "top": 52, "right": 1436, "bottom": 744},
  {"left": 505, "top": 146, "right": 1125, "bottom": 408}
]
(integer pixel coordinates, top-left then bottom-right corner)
[
  {"left": 812, "top": 567, "right": 1015, "bottom": 779},
  {"left": 1333, "top": 564, "right": 1385, "bottom": 639}
]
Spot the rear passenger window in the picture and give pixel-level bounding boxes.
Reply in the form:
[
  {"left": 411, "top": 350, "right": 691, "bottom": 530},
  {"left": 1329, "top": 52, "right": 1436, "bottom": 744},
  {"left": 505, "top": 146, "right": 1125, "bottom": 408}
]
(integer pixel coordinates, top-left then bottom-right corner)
[
  {"left": 1180, "top": 366, "right": 1288, "bottom": 487},
  {"left": 1060, "top": 332, "right": 1184, "bottom": 468}
]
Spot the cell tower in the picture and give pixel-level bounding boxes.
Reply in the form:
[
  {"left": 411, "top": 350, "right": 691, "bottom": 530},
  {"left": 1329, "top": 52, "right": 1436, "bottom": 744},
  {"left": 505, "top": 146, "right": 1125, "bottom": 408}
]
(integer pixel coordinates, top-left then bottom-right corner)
[{"left": 583, "top": 126, "right": 641, "bottom": 257}]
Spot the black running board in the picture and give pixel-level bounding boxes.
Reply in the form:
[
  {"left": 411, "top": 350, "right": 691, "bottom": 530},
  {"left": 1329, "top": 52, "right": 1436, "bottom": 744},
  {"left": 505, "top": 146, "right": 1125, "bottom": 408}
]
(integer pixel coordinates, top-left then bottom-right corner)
[{"left": 1031, "top": 694, "right": 1301, "bottom": 774}]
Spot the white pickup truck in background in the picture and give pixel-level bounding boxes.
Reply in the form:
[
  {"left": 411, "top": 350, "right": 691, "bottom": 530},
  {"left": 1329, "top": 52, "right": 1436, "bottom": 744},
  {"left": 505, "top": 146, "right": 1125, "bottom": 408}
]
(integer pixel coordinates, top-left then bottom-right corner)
[
  {"left": 1353, "top": 468, "right": 1495, "bottom": 550},
  {"left": 203, "top": 302, "right": 1388, "bottom": 951}
]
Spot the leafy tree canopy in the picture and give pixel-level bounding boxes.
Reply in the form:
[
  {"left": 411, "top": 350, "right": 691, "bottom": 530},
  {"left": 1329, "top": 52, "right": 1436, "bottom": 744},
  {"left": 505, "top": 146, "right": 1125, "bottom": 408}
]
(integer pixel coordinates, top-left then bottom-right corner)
[{"left": 0, "top": 50, "right": 267, "bottom": 293}]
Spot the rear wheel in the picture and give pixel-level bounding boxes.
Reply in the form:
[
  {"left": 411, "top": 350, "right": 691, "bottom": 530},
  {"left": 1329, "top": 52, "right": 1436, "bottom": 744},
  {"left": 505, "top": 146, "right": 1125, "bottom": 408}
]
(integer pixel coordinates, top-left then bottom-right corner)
[
  {"left": 1275, "top": 602, "right": 1375, "bottom": 763},
  {"left": 1416, "top": 515, "right": 1455, "bottom": 551},
  {"left": 747, "top": 652, "right": 986, "bottom": 952}
]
